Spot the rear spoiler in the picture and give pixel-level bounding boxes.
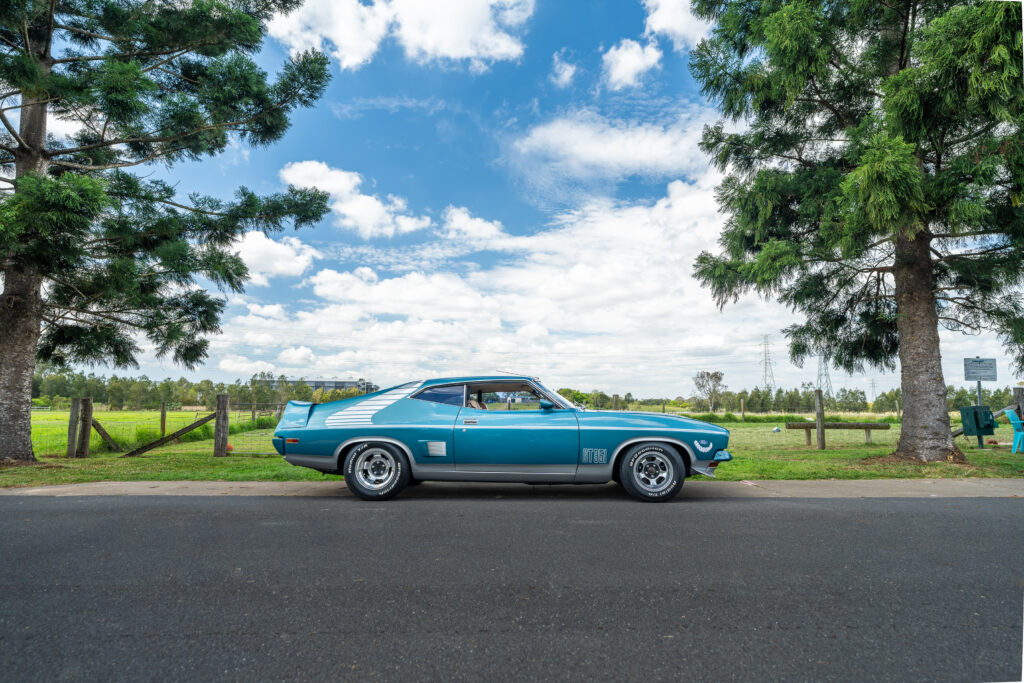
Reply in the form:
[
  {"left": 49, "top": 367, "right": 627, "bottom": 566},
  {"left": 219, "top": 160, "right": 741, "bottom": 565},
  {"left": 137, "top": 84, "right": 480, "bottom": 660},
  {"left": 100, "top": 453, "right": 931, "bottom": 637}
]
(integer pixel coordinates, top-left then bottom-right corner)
[{"left": 278, "top": 400, "right": 314, "bottom": 429}]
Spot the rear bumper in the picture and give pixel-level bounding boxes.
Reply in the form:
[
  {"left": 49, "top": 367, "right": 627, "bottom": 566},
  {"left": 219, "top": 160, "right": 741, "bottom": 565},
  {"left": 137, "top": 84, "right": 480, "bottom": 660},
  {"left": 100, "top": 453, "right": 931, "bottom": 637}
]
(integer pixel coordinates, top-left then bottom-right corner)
[{"left": 284, "top": 453, "right": 339, "bottom": 473}]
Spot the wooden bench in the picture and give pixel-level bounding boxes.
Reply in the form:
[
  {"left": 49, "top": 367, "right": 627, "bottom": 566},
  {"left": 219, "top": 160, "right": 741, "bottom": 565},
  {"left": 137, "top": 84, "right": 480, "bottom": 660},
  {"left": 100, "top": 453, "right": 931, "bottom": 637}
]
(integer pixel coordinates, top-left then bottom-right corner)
[{"left": 785, "top": 421, "right": 891, "bottom": 445}]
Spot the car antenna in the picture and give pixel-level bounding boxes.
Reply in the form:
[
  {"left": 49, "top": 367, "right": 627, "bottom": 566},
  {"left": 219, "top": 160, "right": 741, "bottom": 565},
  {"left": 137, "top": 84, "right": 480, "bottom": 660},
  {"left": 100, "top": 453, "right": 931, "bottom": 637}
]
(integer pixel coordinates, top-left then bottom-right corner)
[{"left": 496, "top": 368, "right": 539, "bottom": 379}]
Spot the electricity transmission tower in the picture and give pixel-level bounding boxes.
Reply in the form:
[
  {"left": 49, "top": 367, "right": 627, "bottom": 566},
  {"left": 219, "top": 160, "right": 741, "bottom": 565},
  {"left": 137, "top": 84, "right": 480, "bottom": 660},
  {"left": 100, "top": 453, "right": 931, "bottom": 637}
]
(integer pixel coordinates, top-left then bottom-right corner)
[
  {"left": 761, "top": 336, "right": 776, "bottom": 393},
  {"left": 869, "top": 378, "right": 877, "bottom": 402},
  {"left": 816, "top": 356, "right": 835, "bottom": 402}
]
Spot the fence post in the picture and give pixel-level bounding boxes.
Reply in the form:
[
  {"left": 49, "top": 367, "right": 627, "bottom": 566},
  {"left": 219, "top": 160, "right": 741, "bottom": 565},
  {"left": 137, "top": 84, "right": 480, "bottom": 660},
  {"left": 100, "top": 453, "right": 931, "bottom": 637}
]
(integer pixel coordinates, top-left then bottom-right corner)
[
  {"left": 275, "top": 403, "right": 284, "bottom": 421},
  {"left": 661, "top": 403, "right": 665, "bottom": 413},
  {"left": 251, "top": 403, "right": 256, "bottom": 425},
  {"left": 214, "top": 394, "right": 229, "bottom": 457},
  {"left": 814, "top": 389, "right": 825, "bottom": 450},
  {"left": 740, "top": 398, "right": 745, "bottom": 422},
  {"left": 74, "top": 398, "right": 93, "bottom": 458},
  {"left": 66, "top": 398, "right": 81, "bottom": 458},
  {"left": 160, "top": 402, "right": 167, "bottom": 437}
]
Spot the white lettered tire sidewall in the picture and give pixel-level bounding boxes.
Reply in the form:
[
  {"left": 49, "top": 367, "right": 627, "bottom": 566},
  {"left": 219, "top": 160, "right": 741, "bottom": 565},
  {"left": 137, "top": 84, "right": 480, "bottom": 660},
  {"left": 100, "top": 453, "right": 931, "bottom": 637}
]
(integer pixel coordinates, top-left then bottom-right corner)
[
  {"left": 343, "top": 442, "right": 410, "bottom": 501},
  {"left": 619, "top": 443, "right": 684, "bottom": 502}
]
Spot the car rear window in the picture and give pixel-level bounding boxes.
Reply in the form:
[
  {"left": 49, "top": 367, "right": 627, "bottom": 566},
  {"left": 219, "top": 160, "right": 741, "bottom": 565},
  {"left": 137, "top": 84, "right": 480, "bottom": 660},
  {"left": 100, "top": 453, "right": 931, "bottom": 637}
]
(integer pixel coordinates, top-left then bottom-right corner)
[{"left": 413, "top": 385, "right": 465, "bottom": 406}]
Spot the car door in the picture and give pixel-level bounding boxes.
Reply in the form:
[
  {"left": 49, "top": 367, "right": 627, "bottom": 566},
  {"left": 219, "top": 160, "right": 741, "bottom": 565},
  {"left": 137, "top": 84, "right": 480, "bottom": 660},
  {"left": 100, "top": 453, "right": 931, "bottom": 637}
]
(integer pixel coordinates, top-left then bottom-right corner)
[{"left": 454, "top": 383, "right": 579, "bottom": 473}]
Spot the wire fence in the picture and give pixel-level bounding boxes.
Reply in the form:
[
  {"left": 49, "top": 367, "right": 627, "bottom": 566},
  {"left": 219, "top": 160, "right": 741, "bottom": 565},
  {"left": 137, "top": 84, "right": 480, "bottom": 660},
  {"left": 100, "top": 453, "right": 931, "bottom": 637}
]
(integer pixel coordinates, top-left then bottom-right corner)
[{"left": 31, "top": 402, "right": 284, "bottom": 457}]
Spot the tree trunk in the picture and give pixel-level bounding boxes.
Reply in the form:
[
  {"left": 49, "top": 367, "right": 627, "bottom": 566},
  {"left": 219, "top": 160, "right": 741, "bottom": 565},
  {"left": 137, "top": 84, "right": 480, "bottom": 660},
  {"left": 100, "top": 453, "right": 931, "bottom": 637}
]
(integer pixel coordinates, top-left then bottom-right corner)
[
  {"left": 893, "top": 232, "right": 963, "bottom": 462},
  {"left": 0, "top": 268, "right": 44, "bottom": 461},
  {"left": 1, "top": 43, "right": 50, "bottom": 461}
]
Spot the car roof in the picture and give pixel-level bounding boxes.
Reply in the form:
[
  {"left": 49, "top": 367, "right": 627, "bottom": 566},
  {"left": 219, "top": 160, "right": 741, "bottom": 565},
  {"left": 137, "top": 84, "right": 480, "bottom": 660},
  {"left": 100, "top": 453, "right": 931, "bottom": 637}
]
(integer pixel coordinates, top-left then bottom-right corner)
[{"left": 419, "top": 375, "right": 538, "bottom": 386}]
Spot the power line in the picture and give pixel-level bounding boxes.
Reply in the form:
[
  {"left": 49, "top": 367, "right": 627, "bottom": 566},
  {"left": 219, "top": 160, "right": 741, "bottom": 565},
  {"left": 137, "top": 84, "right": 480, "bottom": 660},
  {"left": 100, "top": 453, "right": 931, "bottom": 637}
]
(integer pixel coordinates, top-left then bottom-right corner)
[
  {"left": 761, "top": 335, "right": 776, "bottom": 394},
  {"left": 817, "top": 356, "right": 834, "bottom": 401}
]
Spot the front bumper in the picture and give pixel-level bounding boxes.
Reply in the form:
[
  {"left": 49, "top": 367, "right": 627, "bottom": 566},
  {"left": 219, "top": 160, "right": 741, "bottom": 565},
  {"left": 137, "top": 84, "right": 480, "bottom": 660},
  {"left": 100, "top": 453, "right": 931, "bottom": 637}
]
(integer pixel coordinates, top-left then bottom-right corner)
[{"left": 692, "top": 449, "right": 733, "bottom": 478}]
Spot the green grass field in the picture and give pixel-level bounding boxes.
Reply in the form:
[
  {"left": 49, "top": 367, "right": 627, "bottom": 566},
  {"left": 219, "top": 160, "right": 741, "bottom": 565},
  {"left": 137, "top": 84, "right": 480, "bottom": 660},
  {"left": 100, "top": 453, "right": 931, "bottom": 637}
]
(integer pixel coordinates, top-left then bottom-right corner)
[
  {"left": 3, "top": 414, "right": 1021, "bottom": 488},
  {"left": 28, "top": 408, "right": 278, "bottom": 456}
]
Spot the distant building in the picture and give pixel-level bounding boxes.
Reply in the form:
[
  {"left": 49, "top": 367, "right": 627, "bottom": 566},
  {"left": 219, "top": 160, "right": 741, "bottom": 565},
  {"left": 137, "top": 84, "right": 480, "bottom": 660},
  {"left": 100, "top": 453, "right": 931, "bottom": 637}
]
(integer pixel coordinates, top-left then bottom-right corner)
[{"left": 273, "top": 378, "right": 380, "bottom": 394}]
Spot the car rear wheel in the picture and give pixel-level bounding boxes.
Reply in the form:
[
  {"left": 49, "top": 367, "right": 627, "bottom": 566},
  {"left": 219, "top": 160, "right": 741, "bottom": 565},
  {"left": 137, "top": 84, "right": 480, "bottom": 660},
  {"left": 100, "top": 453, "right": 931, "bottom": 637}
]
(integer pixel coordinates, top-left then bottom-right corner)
[
  {"left": 343, "top": 442, "right": 410, "bottom": 501},
  {"left": 618, "top": 443, "right": 684, "bottom": 502}
]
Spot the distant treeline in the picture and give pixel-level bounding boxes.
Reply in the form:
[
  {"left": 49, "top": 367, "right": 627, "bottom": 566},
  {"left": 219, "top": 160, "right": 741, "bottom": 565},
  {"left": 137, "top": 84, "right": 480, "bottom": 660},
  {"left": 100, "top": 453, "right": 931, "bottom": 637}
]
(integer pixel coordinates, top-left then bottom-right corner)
[
  {"left": 31, "top": 367, "right": 1017, "bottom": 413},
  {"left": 31, "top": 369, "right": 363, "bottom": 410},
  {"left": 558, "top": 384, "right": 1019, "bottom": 414}
]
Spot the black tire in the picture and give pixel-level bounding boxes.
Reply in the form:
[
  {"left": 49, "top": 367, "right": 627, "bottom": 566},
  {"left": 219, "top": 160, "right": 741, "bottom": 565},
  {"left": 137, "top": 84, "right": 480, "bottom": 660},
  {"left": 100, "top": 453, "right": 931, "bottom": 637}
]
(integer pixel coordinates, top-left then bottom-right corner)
[
  {"left": 618, "top": 443, "right": 684, "bottom": 502},
  {"left": 343, "top": 442, "right": 410, "bottom": 501}
]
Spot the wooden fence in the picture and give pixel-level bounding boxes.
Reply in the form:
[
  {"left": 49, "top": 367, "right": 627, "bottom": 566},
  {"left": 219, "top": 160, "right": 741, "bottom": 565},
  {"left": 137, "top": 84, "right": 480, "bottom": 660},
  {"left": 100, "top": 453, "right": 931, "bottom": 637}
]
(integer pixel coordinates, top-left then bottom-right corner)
[{"left": 65, "top": 394, "right": 237, "bottom": 458}]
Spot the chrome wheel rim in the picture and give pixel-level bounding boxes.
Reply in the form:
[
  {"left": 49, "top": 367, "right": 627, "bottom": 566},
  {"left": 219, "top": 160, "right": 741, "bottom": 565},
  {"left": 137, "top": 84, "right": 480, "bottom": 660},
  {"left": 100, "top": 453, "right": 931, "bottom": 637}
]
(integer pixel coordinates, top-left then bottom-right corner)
[
  {"left": 633, "top": 452, "right": 674, "bottom": 493},
  {"left": 354, "top": 448, "right": 397, "bottom": 490}
]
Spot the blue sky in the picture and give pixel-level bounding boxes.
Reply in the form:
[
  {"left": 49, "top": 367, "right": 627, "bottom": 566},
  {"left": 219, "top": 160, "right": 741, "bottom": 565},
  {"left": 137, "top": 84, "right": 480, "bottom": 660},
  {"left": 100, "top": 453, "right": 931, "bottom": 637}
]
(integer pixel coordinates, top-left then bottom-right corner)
[{"left": 124, "top": 0, "right": 1016, "bottom": 398}]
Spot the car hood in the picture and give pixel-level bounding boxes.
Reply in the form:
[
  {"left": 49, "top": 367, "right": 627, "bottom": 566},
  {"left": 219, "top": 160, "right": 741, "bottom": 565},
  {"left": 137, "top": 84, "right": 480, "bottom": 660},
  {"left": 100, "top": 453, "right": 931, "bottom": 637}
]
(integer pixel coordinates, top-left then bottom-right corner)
[{"left": 575, "top": 409, "right": 729, "bottom": 435}]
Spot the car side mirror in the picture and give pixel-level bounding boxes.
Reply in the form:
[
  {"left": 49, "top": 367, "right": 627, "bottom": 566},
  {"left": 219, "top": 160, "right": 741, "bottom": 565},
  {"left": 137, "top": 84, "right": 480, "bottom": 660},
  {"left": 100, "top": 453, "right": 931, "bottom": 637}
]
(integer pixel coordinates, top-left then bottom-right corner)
[{"left": 539, "top": 399, "right": 555, "bottom": 411}]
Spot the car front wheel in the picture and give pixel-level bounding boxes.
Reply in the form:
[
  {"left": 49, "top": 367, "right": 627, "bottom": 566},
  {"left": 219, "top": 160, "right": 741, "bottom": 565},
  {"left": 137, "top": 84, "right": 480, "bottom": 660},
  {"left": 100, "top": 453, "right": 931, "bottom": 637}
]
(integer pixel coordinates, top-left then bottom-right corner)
[
  {"left": 618, "top": 443, "right": 684, "bottom": 502},
  {"left": 343, "top": 442, "right": 410, "bottom": 501}
]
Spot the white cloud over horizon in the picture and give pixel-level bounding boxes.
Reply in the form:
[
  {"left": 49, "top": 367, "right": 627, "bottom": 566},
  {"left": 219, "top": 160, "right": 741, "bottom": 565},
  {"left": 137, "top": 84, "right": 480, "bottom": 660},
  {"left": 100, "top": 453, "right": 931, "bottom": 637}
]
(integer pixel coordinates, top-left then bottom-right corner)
[
  {"left": 207, "top": 168, "right": 810, "bottom": 394},
  {"left": 269, "top": 0, "right": 535, "bottom": 72}
]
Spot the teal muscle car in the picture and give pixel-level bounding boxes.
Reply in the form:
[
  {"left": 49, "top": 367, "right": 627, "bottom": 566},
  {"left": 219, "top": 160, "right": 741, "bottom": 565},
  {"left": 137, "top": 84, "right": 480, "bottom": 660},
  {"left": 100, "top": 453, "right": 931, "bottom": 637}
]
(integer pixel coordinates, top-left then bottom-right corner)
[{"left": 273, "top": 375, "right": 732, "bottom": 502}]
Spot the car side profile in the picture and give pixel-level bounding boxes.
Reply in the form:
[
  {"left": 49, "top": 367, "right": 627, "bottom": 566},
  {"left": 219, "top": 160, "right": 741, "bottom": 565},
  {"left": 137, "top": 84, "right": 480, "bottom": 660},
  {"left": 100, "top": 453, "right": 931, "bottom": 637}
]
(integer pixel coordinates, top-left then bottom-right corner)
[{"left": 273, "top": 375, "right": 732, "bottom": 502}]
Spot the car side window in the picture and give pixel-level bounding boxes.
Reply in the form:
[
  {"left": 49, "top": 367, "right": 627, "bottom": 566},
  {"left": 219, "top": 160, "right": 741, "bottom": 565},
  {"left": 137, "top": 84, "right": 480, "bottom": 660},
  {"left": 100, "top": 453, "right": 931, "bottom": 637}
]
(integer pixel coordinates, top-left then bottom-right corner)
[
  {"left": 412, "top": 385, "right": 465, "bottom": 407},
  {"left": 465, "top": 384, "right": 543, "bottom": 410}
]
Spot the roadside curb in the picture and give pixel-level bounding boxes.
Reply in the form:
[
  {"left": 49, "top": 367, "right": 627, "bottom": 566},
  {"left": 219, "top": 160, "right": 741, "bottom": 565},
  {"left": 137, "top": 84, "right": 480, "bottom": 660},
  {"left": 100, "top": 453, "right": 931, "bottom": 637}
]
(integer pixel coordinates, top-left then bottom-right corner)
[{"left": 2, "top": 478, "right": 1023, "bottom": 498}]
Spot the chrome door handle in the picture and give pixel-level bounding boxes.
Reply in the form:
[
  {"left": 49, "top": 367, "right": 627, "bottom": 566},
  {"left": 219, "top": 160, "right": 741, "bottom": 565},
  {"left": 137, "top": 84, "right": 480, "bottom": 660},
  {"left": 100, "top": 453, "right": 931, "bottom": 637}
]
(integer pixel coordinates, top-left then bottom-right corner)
[{"left": 463, "top": 419, "right": 477, "bottom": 425}]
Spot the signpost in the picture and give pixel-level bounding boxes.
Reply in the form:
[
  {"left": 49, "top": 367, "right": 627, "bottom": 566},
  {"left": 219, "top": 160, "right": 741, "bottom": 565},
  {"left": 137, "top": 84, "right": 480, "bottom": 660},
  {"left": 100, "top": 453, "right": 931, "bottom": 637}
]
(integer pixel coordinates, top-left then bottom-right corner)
[{"left": 963, "top": 357, "right": 997, "bottom": 449}]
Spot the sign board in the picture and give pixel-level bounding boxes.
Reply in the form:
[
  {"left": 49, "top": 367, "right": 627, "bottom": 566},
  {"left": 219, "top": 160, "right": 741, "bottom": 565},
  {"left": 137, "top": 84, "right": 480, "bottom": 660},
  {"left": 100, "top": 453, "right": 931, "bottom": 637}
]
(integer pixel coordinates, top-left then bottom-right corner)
[{"left": 964, "top": 357, "right": 997, "bottom": 382}]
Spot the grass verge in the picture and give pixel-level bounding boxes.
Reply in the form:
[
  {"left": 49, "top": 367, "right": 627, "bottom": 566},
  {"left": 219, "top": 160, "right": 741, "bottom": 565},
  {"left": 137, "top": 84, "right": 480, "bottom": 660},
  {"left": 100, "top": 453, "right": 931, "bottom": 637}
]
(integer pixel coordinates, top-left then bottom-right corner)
[{"left": 4, "top": 421, "right": 1022, "bottom": 488}]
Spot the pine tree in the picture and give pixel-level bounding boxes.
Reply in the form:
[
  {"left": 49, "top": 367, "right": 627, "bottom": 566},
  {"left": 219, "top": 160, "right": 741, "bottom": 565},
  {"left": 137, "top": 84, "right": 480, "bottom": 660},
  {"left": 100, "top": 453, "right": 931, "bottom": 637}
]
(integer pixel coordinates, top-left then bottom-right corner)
[
  {"left": 690, "top": 1, "right": 1023, "bottom": 461},
  {"left": 0, "top": 1, "right": 331, "bottom": 459}
]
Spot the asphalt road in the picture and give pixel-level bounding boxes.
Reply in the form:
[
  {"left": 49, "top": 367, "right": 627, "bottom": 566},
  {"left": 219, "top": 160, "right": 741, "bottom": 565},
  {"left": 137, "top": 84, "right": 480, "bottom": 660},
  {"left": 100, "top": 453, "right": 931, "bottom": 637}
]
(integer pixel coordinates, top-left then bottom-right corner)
[{"left": 1, "top": 485, "right": 1022, "bottom": 681}]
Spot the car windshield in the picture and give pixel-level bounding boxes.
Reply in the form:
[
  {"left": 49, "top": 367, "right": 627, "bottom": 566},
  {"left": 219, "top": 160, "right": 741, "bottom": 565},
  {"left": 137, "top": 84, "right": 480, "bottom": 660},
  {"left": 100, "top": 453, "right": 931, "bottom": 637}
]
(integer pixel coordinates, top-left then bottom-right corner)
[{"left": 534, "top": 381, "right": 573, "bottom": 409}]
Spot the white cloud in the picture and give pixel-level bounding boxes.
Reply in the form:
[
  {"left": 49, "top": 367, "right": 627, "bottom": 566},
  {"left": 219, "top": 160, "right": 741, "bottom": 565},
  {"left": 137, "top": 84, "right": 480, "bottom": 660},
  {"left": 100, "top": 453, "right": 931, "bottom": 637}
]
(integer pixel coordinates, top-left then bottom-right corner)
[
  {"left": 268, "top": 1, "right": 393, "bottom": 70},
  {"left": 512, "top": 106, "right": 717, "bottom": 182},
  {"left": 642, "top": 0, "right": 712, "bottom": 51},
  {"left": 217, "top": 354, "right": 275, "bottom": 374},
  {"left": 280, "top": 160, "right": 431, "bottom": 239},
  {"left": 246, "top": 303, "right": 288, "bottom": 320},
  {"left": 277, "top": 346, "right": 317, "bottom": 366},
  {"left": 549, "top": 49, "right": 577, "bottom": 88},
  {"left": 602, "top": 39, "right": 661, "bottom": 90},
  {"left": 269, "top": 0, "right": 534, "bottom": 72},
  {"left": 309, "top": 269, "right": 497, "bottom": 321},
  {"left": 441, "top": 206, "right": 506, "bottom": 244},
  {"left": 235, "top": 232, "right": 321, "bottom": 286}
]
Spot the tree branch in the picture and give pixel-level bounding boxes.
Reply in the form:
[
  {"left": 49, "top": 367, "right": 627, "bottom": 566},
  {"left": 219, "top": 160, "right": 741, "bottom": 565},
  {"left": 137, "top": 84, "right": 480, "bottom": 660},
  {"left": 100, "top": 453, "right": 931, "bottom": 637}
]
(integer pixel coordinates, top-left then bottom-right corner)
[
  {"left": 54, "top": 22, "right": 118, "bottom": 43},
  {"left": 0, "top": 108, "right": 28, "bottom": 148}
]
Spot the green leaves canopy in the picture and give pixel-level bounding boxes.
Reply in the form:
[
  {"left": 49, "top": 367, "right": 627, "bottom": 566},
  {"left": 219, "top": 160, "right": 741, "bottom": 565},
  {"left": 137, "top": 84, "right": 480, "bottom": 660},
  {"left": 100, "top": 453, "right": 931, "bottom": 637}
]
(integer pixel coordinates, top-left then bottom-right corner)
[
  {"left": 0, "top": 0, "right": 331, "bottom": 369},
  {"left": 690, "top": 0, "right": 1024, "bottom": 372}
]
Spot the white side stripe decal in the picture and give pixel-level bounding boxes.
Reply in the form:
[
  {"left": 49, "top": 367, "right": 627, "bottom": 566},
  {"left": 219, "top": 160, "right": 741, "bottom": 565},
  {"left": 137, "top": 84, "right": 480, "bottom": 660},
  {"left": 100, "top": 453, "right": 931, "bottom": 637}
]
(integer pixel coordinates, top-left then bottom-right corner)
[{"left": 323, "top": 382, "right": 423, "bottom": 428}]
